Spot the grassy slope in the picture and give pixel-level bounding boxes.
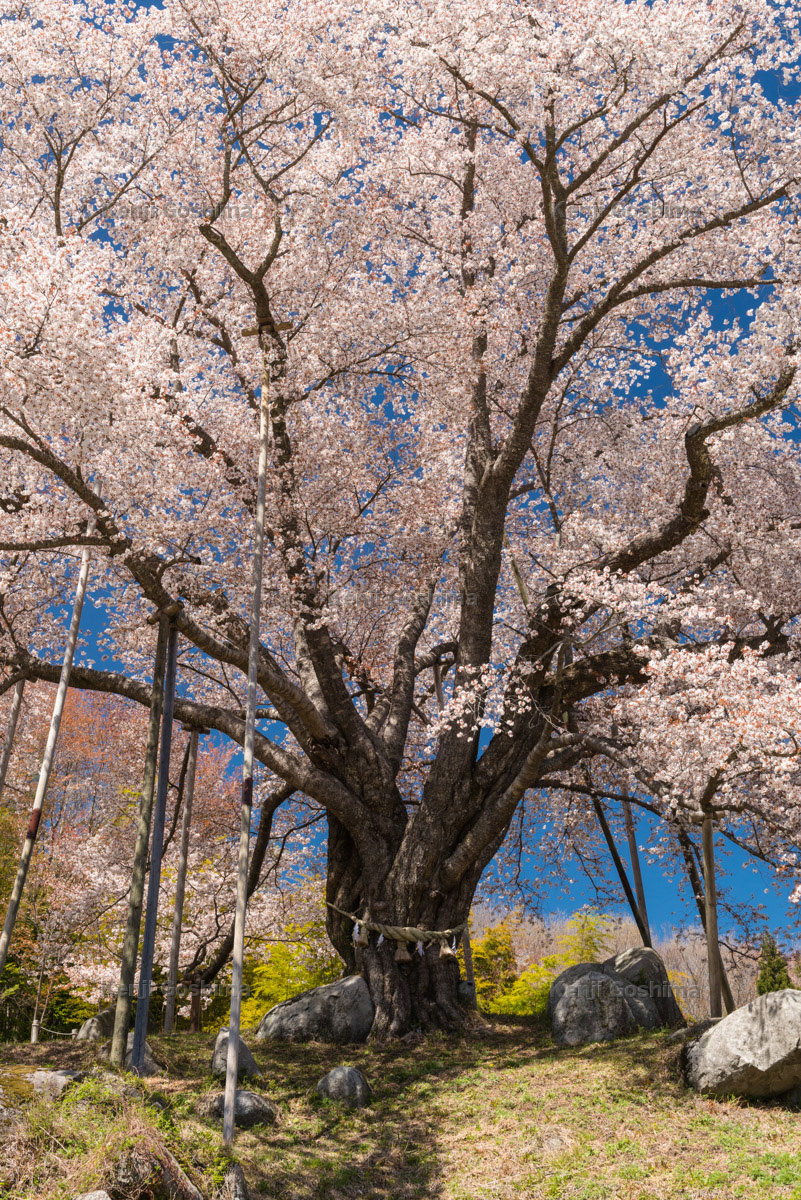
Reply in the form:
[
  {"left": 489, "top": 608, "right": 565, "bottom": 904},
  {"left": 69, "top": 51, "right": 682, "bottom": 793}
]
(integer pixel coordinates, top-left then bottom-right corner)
[{"left": 3, "top": 1017, "right": 801, "bottom": 1199}]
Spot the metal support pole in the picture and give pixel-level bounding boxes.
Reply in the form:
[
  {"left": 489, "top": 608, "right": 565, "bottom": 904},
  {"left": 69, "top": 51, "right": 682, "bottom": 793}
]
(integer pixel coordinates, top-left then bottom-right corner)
[
  {"left": 130, "top": 624, "right": 179, "bottom": 1073},
  {"left": 223, "top": 366, "right": 270, "bottom": 1145},
  {"left": 702, "top": 811, "right": 723, "bottom": 1019},
  {"left": 110, "top": 619, "right": 170, "bottom": 1065},
  {"left": 163, "top": 726, "right": 202, "bottom": 1033},
  {"left": 0, "top": 679, "right": 25, "bottom": 803},
  {"left": 0, "top": 536, "right": 94, "bottom": 979}
]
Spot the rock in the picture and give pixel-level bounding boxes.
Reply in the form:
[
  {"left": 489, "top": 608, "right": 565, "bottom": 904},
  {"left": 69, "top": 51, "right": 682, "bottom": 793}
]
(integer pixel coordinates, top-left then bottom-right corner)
[
  {"left": 98, "top": 1031, "right": 163, "bottom": 1077},
  {"left": 75, "top": 1192, "right": 113, "bottom": 1200},
  {"left": 256, "top": 975, "right": 374, "bottom": 1044},
  {"left": 457, "top": 980, "right": 478, "bottom": 1009},
  {"left": 31, "top": 1069, "right": 84, "bottom": 1099},
  {"left": 668, "top": 1017, "right": 721, "bottom": 1046},
  {"left": 203, "top": 1089, "right": 279, "bottom": 1129},
  {"left": 605, "top": 966, "right": 662, "bottom": 1031},
  {"left": 603, "top": 947, "right": 685, "bottom": 1027},
  {"left": 545, "top": 963, "right": 598, "bottom": 1020},
  {"left": 218, "top": 1162, "right": 250, "bottom": 1200},
  {"left": 211, "top": 1027, "right": 262, "bottom": 1081},
  {"left": 111, "top": 1145, "right": 204, "bottom": 1199},
  {"left": 551, "top": 969, "right": 634, "bottom": 1046},
  {"left": 316, "top": 1066, "right": 372, "bottom": 1108},
  {"left": 685, "top": 990, "right": 801, "bottom": 1098},
  {"left": 76, "top": 1006, "right": 118, "bottom": 1042}
]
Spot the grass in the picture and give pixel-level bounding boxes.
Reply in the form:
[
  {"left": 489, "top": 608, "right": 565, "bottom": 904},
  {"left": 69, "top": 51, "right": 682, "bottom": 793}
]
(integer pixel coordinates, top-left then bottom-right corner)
[{"left": 2, "top": 1016, "right": 801, "bottom": 1199}]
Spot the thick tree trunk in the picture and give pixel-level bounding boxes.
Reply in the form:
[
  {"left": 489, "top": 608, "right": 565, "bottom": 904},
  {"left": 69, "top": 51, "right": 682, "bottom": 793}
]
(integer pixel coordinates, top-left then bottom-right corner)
[
  {"left": 360, "top": 936, "right": 463, "bottom": 1037},
  {"left": 325, "top": 808, "right": 480, "bottom": 1036}
]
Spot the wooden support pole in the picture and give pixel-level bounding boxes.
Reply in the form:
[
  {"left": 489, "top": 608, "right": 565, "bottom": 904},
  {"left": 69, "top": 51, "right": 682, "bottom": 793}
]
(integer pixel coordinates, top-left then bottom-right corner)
[
  {"left": 591, "top": 796, "right": 652, "bottom": 948},
  {"left": 623, "top": 799, "right": 652, "bottom": 946},
  {"left": 223, "top": 362, "right": 270, "bottom": 1145},
  {"left": 110, "top": 619, "right": 170, "bottom": 1065},
  {"left": 0, "top": 533, "right": 94, "bottom": 979},
  {"left": 130, "top": 623, "right": 179, "bottom": 1074},
  {"left": 163, "top": 726, "right": 202, "bottom": 1033},
  {"left": 675, "top": 827, "right": 735, "bottom": 1014},
  {"left": 702, "top": 811, "right": 723, "bottom": 1019},
  {"left": 0, "top": 679, "right": 25, "bottom": 803}
]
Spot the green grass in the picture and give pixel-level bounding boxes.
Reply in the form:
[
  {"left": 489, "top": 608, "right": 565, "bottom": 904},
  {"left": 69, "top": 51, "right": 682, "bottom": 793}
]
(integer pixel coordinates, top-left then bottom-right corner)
[{"left": 2, "top": 1018, "right": 801, "bottom": 1198}]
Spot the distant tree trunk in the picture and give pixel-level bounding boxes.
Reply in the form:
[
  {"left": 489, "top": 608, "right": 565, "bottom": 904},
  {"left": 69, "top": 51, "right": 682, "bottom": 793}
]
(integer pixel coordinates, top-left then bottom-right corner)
[{"left": 702, "top": 811, "right": 723, "bottom": 1018}]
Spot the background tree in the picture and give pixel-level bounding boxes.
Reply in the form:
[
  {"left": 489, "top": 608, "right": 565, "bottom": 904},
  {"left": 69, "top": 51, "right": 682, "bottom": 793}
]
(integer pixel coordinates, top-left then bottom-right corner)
[{"left": 756, "top": 933, "right": 794, "bottom": 996}]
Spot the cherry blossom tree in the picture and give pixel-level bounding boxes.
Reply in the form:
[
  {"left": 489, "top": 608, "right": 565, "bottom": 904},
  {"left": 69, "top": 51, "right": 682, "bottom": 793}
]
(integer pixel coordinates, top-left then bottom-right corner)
[{"left": 2, "top": 0, "right": 801, "bottom": 1034}]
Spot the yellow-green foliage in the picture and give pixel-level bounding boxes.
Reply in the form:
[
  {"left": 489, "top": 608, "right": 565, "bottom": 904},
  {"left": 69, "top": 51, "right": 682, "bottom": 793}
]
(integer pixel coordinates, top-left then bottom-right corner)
[
  {"left": 472, "top": 908, "right": 616, "bottom": 1016},
  {"left": 468, "top": 917, "right": 519, "bottom": 1010},
  {"left": 239, "top": 917, "right": 341, "bottom": 1030}
]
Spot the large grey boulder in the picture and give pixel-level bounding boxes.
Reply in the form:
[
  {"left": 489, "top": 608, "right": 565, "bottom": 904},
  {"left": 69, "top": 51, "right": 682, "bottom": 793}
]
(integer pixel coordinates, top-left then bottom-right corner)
[
  {"left": 256, "top": 975, "right": 374, "bottom": 1044},
  {"left": 603, "top": 947, "right": 685, "bottom": 1027},
  {"left": 98, "top": 1032, "right": 163, "bottom": 1077},
  {"left": 211, "top": 1027, "right": 262, "bottom": 1081},
  {"left": 76, "top": 1006, "right": 117, "bottom": 1042},
  {"left": 685, "top": 990, "right": 801, "bottom": 1098},
  {"left": 551, "top": 969, "right": 635, "bottom": 1046},
  {"left": 545, "top": 963, "right": 598, "bottom": 1020},
  {"left": 316, "top": 1066, "right": 372, "bottom": 1108},
  {"left": 31, "top": 1069, "right": 84, "bottom": 1099},
  {"left": 204, "top": 1090, "right": 279, "bottom": 1129}
]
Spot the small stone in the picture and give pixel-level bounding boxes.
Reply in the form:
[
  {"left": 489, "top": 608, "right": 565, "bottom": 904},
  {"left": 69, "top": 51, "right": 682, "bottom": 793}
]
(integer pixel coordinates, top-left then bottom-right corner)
[
  {"left": 75, "top": 1191, "right": 113, "bottom": 1200},
  {"left": 211, "top": 1027, "right": 262, "bottom": 1081},
  {"left": 316, "top": 1065, "right": 372, "bottom": 1108},
  {"left": 203, "top": 1090, "right": 279, "bottom": 1129},
  {"left": 457, "top": 980, "right": 478, "bottom": 1009},
  {"left": 31, "top": 1069, "right": 84, "bottom": 1098}
]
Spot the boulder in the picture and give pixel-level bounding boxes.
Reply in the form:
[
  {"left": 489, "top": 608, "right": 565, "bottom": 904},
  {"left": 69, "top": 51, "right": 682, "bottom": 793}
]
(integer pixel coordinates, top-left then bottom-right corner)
[
  {"left": 545, "top": 963, "right": 598, "bottom": 1020},
  {"left": 256, "top": 975, "right": 374, "bottom": 1044},
  {"left": 211, "top": 1027, "right": 262, "bottom": 1081},
  {"left": 76, "top": 1006, "right": 117, "bottom": 1042},
  {"left": 685, "top": 990, "right": 801, "bottom": 1098},
  {"left": 316, "top": 1066, "right": 372, "bottom": 1108},
  {"left": 551, "top": 969, "right": 634, "bottom": 1047},
  {"left": 75, "top": 1193, "right": 113, "bottom": 1200},
  {"left": 603, "top": 947, "right": 685, "bottom": 1027},
  {"left": 668, "top": 1017, "right": 720, "bottom": 1046},
  {"left": 31, "top": 1069, "right": 84, "bottom": 1099},
  {"left": 203, "top": 1089, "right": 279, "bottom": 1129},
  {"left": 98, "top": 1032, "right": 163, "bottom": 1077}
]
